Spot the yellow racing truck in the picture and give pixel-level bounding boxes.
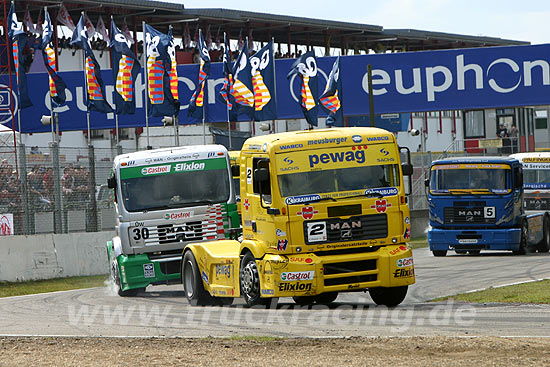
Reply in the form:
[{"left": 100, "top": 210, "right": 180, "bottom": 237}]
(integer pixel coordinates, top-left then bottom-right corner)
[{"left": 182, "top": 127, "right": 415, "bottom": 307}]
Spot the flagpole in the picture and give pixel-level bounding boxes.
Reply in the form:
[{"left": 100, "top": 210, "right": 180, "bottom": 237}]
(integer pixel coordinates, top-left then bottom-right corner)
[
  {"left": 81, "top": 40, "right": 91, "bottom": 145},
  {"left": 115, "top": 113, "right": 119, "bottom": 145},
  {"left": 225, "top": 32, "right": 232, "bottom": 150},
  {"left": 142, "top": 21, "right": 151, "bottom": 149},
  {"left": 202, "top": 97, "right": 206, "bottom": 144},
  {"left": 271, "top": 38, "right": 277, "bottom": 135}
]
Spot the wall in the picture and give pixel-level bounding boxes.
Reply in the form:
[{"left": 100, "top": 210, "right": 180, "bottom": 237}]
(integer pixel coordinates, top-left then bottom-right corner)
[
  {"left": 410, "top": 209, "right": 428, "bottom": 240},
  {"left": 0, "top": 231, "right": 114, "bottom": 282}
]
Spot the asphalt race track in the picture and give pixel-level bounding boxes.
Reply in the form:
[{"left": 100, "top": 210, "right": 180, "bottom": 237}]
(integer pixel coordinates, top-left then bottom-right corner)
[{"left": 0, "top": 248, "right": 549, "bottom": 338}]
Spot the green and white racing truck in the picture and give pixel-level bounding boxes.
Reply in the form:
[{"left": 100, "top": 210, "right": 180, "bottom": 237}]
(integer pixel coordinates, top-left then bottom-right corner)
[{"left": 106, "top": 145, "right": 240, "bottom": 296}]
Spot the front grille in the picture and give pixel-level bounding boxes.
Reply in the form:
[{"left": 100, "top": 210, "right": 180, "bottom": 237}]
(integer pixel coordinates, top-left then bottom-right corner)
[
  {"left": 443, "top": 207, "right": 495, "bottom": 224},
  {"left": 524, "top": 198, "right": 550, "bottom": 210},
  {"left": 304, "top": 213, "right": 387, "bottom": 245},
  {"left": 324, "top": 274, "right": 377, "bottom": 287},
  {"left": 314, "top": 246, "right": 381, "bottom": 257},
  {"left": 324, "top": 260, "right": 377, "bottom": 275}
]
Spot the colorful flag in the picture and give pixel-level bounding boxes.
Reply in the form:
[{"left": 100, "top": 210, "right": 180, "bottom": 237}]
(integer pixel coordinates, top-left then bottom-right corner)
[
  {"left": 188, "top": 29, "right": 211, "bottom": 119},
  {"left": 167, "top": 26, "right": 179, "bottom": 108},
  {"left": 287, "top": 50, "right": 319, "bottom": 126},
  {"left": 41, "top": 8, "right": 67, "bottom": 107},
  {"left": 96, "top": 16, "right": 108, "bottom": 40},
  {"left": 110, "top": 19, "right": 141, "bottom": 115},
  {"left": 229, "top": 40, "right": 254, "bottom": 121},
  {"left": 8, "top": 4, "right": 32, "bottom": 109},
  {"left": 70, "top": 15, "right": 113, "bottom": 113},
  {"left": 83, "top": 13, "right": 95, "bottom": 37},
  {"left": 121, "top": 23, "right": 135, "bottom": 44},
  {"left": 319, "top": 57, "right": 344, "bottom": 126},
  {"left": 144, "top": 23, "right": 178, "bottom": 117},
  {"left": 250, "top": 41, "right": 277, "bottom": 121},
  {"left": 219, "top": 32, "right": 233, "bottom": 111},
  {"left": 57, "top": 3, "right": 75, "bottom": 31},
  {"left": 23, "top": 6, "right": 35, "bottom": 33}
]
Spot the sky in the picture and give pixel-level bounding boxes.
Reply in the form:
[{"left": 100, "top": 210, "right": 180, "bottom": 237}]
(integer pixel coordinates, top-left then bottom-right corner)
[{"left": 176, "top": 0, "right": 550, "bottom": 45}]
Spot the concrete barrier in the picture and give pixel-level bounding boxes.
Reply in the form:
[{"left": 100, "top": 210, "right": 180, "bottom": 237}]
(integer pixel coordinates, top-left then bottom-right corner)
[{"left": 0, "top": 231, "right": 114, "bottom": 282}]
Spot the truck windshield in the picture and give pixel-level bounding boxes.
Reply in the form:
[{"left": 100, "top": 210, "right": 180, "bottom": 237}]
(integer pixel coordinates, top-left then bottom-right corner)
[
  {"left": 430, "top": 167, "right": 510, "bottom": 192},
  {"left": 121, "top": 168, "right": 230, "bottom": 212},
  {"left": 523, "top": 169, "right": 550, "bottom": 189},
  {"left": 278, "top": 164, "right": 400, "bottom": 197}
]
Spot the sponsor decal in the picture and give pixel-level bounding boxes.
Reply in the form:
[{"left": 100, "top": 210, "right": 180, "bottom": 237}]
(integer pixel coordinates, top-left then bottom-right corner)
[
  {"left": 348, "top": 284, "right": 360, "bottom": 289},
  {"left": 248, "top": 144, "right": 262, "bottom": 150},
  {"left": 174, "top": 161, "right": 205, "bottom": 171},
  {"left": 125, "top": 160, "right": 136, "bottom": 166},
  {"left": 380, "top": 148, "right": 389, "bottom": 156},
  {"left": 297, "top": 206, "right": 319, "bottom": 220},
  {"left": 276, "top": 229, "right": 287, "bottom": 237},
  {"left": 263, "top": 143, "right": 268, "bottom": 152},
  {"left": 405, "top": 216, "right": 410, "bottom": 224},
  {"left": 243, "top": 198, "right": 251, "bottom": 211},
  {"left": 280, "top": 143, "right": 303, "bottom": 150},
  {"left": 308, "top": 149, "right": 365, "bottom": 168},
  {"left": 389, "top": 245, "right": 408, "bottom": 256},
  {"left": 278, "top": 282, "right": 313, "bottom": 292},
  {"left": 404, "top": 227, "right": 410, "bottom": 240},
  {"left": 523, "top": 157, "right": 550, "bottom": 163},
  {"left": 280, "top": 271, "right": 315, "bottom": 281},
  {"left": 351, "top": 135, "right": 362, "bottom": 143},
  {"left": 141, "top": 165, "right": 171, "bottom": 175},
  {"left": 393, "top": 268, "right": 414, "bottom": 278},
  {"left": 261, "top": 289, "right": 275, "bottom": 295},
  {"left": 307, "top": 221, "right": 328, "bottom": 242},
  {"left": 0, "top": 214, "right": 14, "bottom": 236},
  {"left": 143, "top": 263, "right": 155, "bottom": 278},
  {"left": 377, "top": 157, "right": 395, "bottom": 163},
  {"left": 163, "top": 211, "right": 194, "bottom": 220},
  {"left": 307, "top": 137, "right": 348, "bottom": 145},
  {"left": 215, "top": 264, "right": 231, "bottom": 278},
  {"left": 396, "top": 256, "right": 414, "bottom": 268},
  {"left": 364, "top": 187, "right": 399, "bottom": 197},
  {"left": 371, "top": 199, "right": 392, "bottom": 213},
  {"left": 366, "top": 136, "right": 390, "bottom": 142},
  {"left": 458, "top": 239, "right": 478, "bottom": 244},
  {"left": 277, "top": 239, "right": 288, "bottom": 251},
  {"left": 524, "top": 183, "right": 550, "bottom": 189},
  {"left": 283, "top": 157, "right": 294, "bottom": 165},
  {"left": 285, "top": 194, "right": 321, "bottom": 205},
  {"left": 289, "top": 257, "right": 313, "bottom": 264},
  {"left": 201, "top": 271, "right": 209, "bottom": 284}
]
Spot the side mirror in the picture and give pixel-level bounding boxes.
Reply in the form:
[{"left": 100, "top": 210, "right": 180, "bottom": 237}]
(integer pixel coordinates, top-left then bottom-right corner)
[
  {"left": 107, "top": 176, "right": 117, "bottom": 189},
  {"left": 402, "top": 163, "right": 413, "bottom": 176},
  {"left": 254, "top": 168, "right": 269, "bottom": 182},
  {"left": 231, "top": 164, "right": 240, "bottom": 177},
  {"left": 424, "top": 178, "right": 430, "bottom": 187}
]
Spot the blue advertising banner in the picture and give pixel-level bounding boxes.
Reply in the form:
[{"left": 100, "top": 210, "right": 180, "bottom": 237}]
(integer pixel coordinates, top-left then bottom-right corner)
[{"left": 2, "top": 43, "right": 550, "bottom": 133}]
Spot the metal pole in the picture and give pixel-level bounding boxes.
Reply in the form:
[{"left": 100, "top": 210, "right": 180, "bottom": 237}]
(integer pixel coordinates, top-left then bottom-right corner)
[
  {"left": 115, "top": 113, "right": 119, "bottom": 145},
  {"left": 203, "top": 100, "right": 206, "bottom": 144},
  {"left": 87, "top": 144, "right": 98, "bottom": 232},
  {"left": 174, "top": 114, "right": 179, "bottom": 146},
  {"left": 18, "top": 143, "right": 30, "bottom": 234},
  {"left": 50, "top": 141, "right": 62, "bottom": 233},
  {"left": 142, "top": 21, "right": 151, "bottom": 149},
  {"left": 367, "top": 64, "right": 375, "bottom": 127}
]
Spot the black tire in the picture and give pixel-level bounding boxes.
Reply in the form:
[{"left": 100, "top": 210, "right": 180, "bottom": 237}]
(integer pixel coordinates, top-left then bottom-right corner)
[
  {"left": 432, "top": 250, "right": 447, "bottom": 257},
  {"left": 369, "top": 286, "right": 408, "bottom": 307},
  {"left": 512, "top": 221, "right": 528, "bottom": 255},
  {"left": 182, "top": 251, "right": 213, "bottom": 306},
  {"left": 468, "top": 250, "right": 481, "bottom": 256},
  {"left": 293, "top": 296, "right": 316, "bottom": 305},
  {"left": 314, "top": 292, "right": 339, "bottom": 304},
  {"left": 240, "top": 252, "right": 274, "bottom": 307},
  {"left": 537, "top": 216, "right": 550, "bottom": 253},
  {"left": 111, "top": 260, "right": 141, "bottom": 297},
  {"left": 455, "top": 250, "right": 467, "bottom": 254}
]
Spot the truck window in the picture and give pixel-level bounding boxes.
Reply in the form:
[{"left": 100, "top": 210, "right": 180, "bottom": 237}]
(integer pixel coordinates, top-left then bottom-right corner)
[
  {"left": 523, "top": 167, "right": 550, "bottom": 189},
  {"left": 430, "top": 166, "right": 510, "bottom": 191},
  {"left": 120, "top": 166, "right": 230, "bottom": 212},
  {"left": 278, "top": 164, "right": 399, "bottom": 197}
]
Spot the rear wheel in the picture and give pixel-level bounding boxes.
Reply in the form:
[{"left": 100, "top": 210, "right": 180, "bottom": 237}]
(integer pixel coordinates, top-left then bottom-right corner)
[
  {"left": 182, "top": 251, "right": 213, "bottom": 306},
  {"left": 240, "top": 252, "right": 275, "bottom": 308},
  {"left": 537, "top": 216, "right": 550, "bottom": 253},
  {"left": 432, "top": 250, "right": 447, "bottom": 257},
  {"left": 369, "top": 286, "right": 408, "bottom": 307}
]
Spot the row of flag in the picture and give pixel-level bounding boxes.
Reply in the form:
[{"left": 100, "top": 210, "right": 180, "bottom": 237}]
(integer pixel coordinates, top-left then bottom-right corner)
[{"left": 7, "top": 3, "right": 344, "bottom": 127}]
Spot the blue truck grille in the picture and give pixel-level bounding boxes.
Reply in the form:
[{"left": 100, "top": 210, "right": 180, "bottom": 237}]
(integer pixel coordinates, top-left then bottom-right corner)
[{"left": 443, "top": 207, "right": 496, "bottom": 224}]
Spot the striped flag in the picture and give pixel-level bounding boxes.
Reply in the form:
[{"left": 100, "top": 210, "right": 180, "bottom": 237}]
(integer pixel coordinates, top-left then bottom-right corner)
[
  {"left": 8, "top": 3, "right": 32, "bottom": 109},
  {"left": 41, "top": 8, "right": 67, "bottom": 107},
  {"left": 287, "top": 50, "right": 319, "bottom": 126},
  {"left": 188, "top": 29, "right": 211, "bottom": 119},
  {"left": 219, "top": 32, "right": 233, "bottom": 110},
  {"left": 250, "top": 41, "right": 277, "bottom": 121},
  {"left": 319, "top": 57, "right": 344, "bottom": 126},
  {"left": 110, "top": 19, "right": 141, "bottom": 115},
  {"left": 229, "top": 40, "right": 253, "bottom": 121},
  {"left": 70, "top": 14, "right": 113, "bottom": 113}
]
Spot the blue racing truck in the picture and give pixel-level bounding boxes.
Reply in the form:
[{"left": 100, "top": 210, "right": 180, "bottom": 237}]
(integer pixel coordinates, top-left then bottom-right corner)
[{"left": 426, "top": 156, "right": 544, "bottom": 256}]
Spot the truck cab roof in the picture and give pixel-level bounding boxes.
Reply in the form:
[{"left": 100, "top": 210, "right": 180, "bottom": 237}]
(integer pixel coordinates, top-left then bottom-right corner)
[
  {"left": 113, "top": 144, "right": 228, "bottom": 167},
  {"left": 431, "top": 156, "right": 520, "bottom": 166},
  {"left": 510, "top": 152, "right": 550, "bottom": 162}
]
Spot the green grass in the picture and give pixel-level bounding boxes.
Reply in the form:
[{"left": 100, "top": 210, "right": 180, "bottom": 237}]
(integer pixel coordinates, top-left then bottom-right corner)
[
  {"left": 432, "top": 279, "right": 550, "bottom": 304},
  {"left": 0, "top": 275, "right": 108, "bottom": 298},
  {"left": 409, "top": 236, "right": 428, "bottom": 249}
]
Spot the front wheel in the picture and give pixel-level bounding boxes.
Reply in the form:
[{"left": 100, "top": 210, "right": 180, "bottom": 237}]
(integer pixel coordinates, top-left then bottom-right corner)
[
  {"left": 111, "top": 259, "right": 141, "bottom": 297},
  {"left": 240, "top": 252, "right": 275, "bottom": 308},
  {"left": 182, "top": 251, "right": 213, "bottom": 306},
  {"left": 369, "top": 286, "right": 408, "bottom": 307},
  {"left": 537, "top": 216, "right": 550, "bottom": 253},
  {"left": 432, "top": 250, "right": 447, "bottom": 257}
]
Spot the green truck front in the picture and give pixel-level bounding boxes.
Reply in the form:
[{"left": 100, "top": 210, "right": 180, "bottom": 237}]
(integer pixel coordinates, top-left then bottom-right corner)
[{"left": 106, "top": 145, "right": 239, "bottom": 296}]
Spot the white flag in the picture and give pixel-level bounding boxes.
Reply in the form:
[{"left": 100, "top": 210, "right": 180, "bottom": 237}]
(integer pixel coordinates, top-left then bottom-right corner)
[
  {"left": 56, "top": 3, "right": 75, "bottom": 31},
  {"left": 23, "top": 7, "right": 35, "bottom": 33},
  {"left": 35, "top": 8, "right": 43, "bottom": 36},
  {"left": 83, "top": 13, "right": 95, "bottom": 36},
  {"left": 121, "top": 23, "right": 135, "bottom": 44},
  {"left": 95, "top": 16, "right": 108, "bottom": 40}
]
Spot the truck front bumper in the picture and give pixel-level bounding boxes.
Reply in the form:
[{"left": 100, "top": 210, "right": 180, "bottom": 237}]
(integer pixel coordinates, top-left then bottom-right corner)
[{"left": 428, "top": 227, "right": 521, "bottom": 252}]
